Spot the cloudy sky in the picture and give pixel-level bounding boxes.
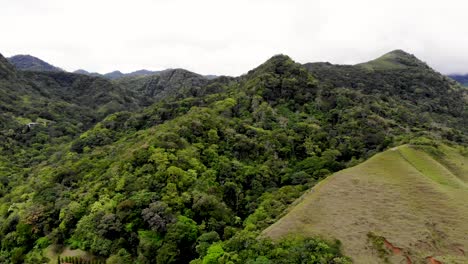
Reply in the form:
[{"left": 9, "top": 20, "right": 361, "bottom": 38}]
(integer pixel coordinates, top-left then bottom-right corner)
[{"left": 1, "top": 0, "right": 467, "bottom": 76}]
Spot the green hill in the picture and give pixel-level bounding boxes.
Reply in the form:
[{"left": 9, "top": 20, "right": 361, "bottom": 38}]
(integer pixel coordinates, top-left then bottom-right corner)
[
  {"left": 356, "top": 50, "right": 430, "bottom": 71},
  {"left": 263, "top": 143, "right": 468, "bottom": 263}
]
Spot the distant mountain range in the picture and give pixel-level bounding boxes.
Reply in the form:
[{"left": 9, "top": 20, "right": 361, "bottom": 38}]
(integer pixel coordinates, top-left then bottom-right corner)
[
  {"left": 448, "top": 74, "right": 468, "bottom": 86},
  {"left": 10, "top": 54, "right": 468, "bottom": 86},
  {"left": 7, "top": 54, "right": 218, "bottom": 80},
  {"left": 73, "top": 69, "right": 163, "bottom": 79}
]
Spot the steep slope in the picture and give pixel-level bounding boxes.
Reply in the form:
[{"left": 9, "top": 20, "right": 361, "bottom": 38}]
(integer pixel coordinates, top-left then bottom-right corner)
[
  {"left": 8, "top": 54, "right": 63, "bottom": 72},
  {"left": 264, "top": 143, "right": 468, "bottom": 263}
]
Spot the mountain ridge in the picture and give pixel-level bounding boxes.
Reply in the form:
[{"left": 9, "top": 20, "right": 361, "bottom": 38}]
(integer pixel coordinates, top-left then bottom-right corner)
[{"left": 8, "top": 54, "right": 63, "bottom": 72}]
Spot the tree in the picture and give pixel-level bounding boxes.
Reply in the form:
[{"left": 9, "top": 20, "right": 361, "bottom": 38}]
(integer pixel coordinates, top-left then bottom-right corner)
[
  {"left": 142, "top": 201, "right": 174, "bottom": 233},
  {"left": 202, "top": 243, "right": 224, "bottom": 264}
]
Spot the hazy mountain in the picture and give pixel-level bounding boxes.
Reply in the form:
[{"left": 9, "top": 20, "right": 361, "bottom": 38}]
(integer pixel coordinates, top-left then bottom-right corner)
[
  {"left": 74, "top": 69, "right": 161, "bottom": 79},
  {"left": 8, "top": 54, "right": 63, "bottom": 72},
  {"left": 448, "top": 73, "right": 468, "bottom": 86},
  {"left": 102, "top": 70, "right": 124, "bottom": 79},
  {"left": 126, "top": 69, "right": 161, "bottom": 77},
  {"left": 204, "top": 74, "right": 219, "bottom": 79},
  {"left": 8, "top": 54, "right": 212, "bottom": 82},
  {"left": 73, "top": 69, "right": 102, "bottom": 77}
]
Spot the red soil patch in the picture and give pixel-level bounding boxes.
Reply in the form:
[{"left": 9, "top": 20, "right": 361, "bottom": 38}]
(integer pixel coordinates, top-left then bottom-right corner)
[
  {"left": 383, "top": 238, "right": 412, "bottom": 264},
  {"left": 426, "top": 256, "right": 442, "bottom": 264},
  {"left": 384, "top": 239, "right": 403, "bottom": 254},
  {"left": 405, "top": 256, "right": 412, "bottom": 264}
]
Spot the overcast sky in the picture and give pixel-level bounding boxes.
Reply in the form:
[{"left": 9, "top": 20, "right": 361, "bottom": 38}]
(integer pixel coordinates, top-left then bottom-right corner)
[{"left": 1, "top": 0, "right": 467, "bottom": 76}]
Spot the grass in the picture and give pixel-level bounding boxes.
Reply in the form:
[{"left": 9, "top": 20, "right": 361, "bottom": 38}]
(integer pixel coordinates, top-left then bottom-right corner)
[
  {"left": 398, "top": 145, "right": 466, "bottom": 188},
  {"left": 356, "top": 50, "right": 419, "bottom": 71},
  {"left": 44, "top": 245, "right": 103, "bottom": 264},
  {"left": 263, "top": 144, "right": 468, "bottom": 263}
]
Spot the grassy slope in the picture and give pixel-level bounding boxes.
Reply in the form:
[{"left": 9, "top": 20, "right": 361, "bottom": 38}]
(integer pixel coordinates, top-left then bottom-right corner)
[{"left": 263, "top": 144, "right": 468, "bottom": 263}]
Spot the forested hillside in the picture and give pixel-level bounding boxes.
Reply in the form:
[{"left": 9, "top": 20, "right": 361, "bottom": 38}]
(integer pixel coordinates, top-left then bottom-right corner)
[
  {"left": 0, "top": 53, "right": 145, "bottom": 228},
  {"left": 0, "top": 50, "right": 466, "bottom": 263}
]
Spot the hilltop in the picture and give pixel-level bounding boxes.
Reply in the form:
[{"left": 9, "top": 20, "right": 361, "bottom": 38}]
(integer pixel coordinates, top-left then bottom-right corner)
[
  {"left": 8, "top": 54, "right": 63, "bottom": 72},
  {"left": 356, "top": 49, "right": 430, "bottom": 70}
]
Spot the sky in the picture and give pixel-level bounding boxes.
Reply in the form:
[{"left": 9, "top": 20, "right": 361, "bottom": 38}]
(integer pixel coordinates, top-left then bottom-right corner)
[{"left": 1, "top": 0, "right": 467, "bottom": 76}]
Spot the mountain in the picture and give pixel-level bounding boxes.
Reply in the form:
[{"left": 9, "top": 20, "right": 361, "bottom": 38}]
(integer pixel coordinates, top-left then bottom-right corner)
[
  {"left": 264, "top": 143, "right": 468, "bottom": 263},
  {"left": 0, "top": 52, "right": 142, "bottom": 179},
  {"left": 0, "top": 50, "right": 467, "bottom": 264},
  {"left": 103, "top": 70, "right": 125, "bottom": 79},
  {"left": 304, "top": 50, "right": 467, "bottom": 134},
  {"left": 356, "top": 49, "right": 430, "bottom": 70},
  {"left": 126, "top": 69, "right": 161, "bottom": 77},
  {"left": 114, "top": 68, "right": 226, "bottom": 102},
  {"left": 73, "top": 69, "right": 102, "bottom": 77},
  {"left": 448, "top": 74, "right": 468, "bottom": 86},
  {"left": 204, "top": 74, "right": 219, "bottom": 80},
  {"left": 75, "top": 68, "right": 215, "bottom": 80},
  {"left": 8, "top": 54, "right": 63, "bottom": 72},
  {"left": 103, "top": 69, "right": 161, "bottom": 79}
]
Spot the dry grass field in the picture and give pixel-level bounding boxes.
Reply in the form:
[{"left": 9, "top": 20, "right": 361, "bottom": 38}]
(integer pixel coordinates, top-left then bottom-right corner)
[{"left": 263, "top": 144, "right": 468, "bottom": 263}]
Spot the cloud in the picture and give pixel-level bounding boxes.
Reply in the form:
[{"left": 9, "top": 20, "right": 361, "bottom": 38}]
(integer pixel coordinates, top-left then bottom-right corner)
[{"left": 1, "top": 0, "right": 467, "bottom": 75}]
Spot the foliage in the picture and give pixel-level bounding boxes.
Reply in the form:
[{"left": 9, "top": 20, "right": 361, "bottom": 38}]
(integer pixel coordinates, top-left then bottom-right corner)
[
  {"left": 194, "top": 233, "right": 351, "bottom": 264},
  {"left": 0, "top": 51, "right": 466, "bottom": 263}
]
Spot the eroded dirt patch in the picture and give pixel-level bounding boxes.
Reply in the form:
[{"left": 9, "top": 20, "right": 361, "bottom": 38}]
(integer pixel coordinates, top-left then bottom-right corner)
[
  {"left": 383, "top": 238, "right": 412, "bottom": 264},
  {"left": 426, "top": 256, "right": 442, "bottom": 264}
]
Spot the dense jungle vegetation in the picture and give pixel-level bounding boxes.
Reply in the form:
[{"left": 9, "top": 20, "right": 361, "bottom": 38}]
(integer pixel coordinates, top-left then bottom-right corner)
[{"left": 0, "top": 50, "right": 466, "bottom": 263}]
